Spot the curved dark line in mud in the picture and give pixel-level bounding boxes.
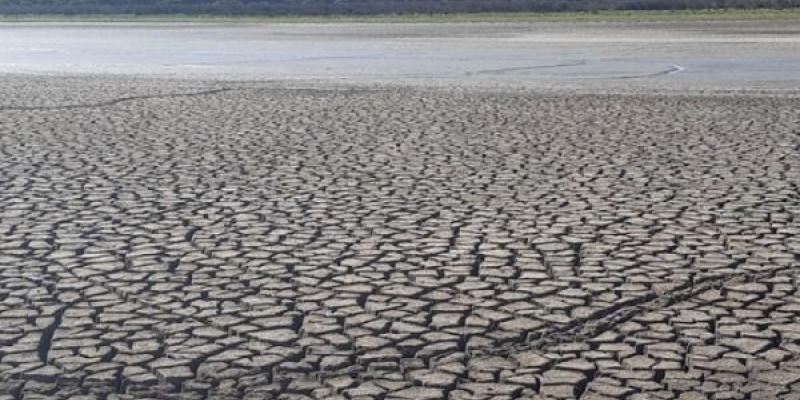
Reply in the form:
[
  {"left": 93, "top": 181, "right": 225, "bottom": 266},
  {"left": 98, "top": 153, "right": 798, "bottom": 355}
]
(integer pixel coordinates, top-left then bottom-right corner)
[
  {"left": 0, "top": 88, "right": 233, "bottom": 111},
  {"left": 617, "top": 64, "right": 684, "bottom": 79},
  {"left": 468, "top": 60, "right": 587, "bottom": 76}
]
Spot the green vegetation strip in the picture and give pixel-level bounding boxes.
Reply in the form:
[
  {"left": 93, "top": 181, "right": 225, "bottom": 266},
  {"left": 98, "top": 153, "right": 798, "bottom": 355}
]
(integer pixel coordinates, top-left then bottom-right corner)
[{"left": 0, "top": 8, "right": 799, "bottom": 23}]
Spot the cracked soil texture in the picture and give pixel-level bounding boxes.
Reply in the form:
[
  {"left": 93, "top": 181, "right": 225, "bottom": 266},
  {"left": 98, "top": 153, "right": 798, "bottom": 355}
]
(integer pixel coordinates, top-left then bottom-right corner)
[{"left": 0, "top": 75, "right": 799, "bottom": 400}]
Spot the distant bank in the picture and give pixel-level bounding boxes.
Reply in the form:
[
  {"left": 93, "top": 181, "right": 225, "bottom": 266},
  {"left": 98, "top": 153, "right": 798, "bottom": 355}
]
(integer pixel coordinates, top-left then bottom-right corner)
[
  {"left": 0, "top": 8, "right": 799, "bottom": 23},
  {"left": 0, "top": 0, "right": 793, "bottom": 15}
]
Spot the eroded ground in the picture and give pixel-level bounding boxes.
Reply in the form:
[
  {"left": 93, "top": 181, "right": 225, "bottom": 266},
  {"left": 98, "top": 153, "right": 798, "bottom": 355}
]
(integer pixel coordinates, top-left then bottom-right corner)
[{"left": 0, "top": 76, "right": 799, "bottom": 400}]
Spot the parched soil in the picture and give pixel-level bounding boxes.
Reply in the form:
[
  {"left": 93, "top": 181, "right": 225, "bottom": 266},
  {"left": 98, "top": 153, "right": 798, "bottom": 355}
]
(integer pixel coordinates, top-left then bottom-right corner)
[{"left": 0, "top": 76, "right": 799, "bottom": 399}]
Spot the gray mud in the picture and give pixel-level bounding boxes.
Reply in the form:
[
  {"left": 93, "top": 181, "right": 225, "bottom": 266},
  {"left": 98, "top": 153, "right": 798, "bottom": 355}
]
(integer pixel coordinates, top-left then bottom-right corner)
[
  {"left": 0, "top": 20, "right": 799, "bottom": 90},
  {"left": 0, "top": 74, "right": 799, "bottom": 399}
]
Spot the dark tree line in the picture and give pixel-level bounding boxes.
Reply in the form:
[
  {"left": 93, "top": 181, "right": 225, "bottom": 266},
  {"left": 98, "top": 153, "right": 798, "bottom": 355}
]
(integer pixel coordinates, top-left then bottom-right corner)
[{"left": 0, "top": 0, "right": 797, "bottom": 15}]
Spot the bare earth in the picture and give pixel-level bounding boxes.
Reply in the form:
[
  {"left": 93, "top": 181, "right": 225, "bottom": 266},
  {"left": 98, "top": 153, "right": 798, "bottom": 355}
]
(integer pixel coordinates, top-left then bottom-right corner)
[
  {"left": 1, "top": 20, "right": 800, "bottom": 400},
  {"left": 1, "top": 20, "right": 799, "bottom": 90}
]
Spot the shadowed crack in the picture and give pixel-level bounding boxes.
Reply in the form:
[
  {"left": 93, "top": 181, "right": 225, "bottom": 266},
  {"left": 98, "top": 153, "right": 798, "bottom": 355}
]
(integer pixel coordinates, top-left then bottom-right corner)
[{"left": 38, "top": 306, "right": 67, "bottom": 364}]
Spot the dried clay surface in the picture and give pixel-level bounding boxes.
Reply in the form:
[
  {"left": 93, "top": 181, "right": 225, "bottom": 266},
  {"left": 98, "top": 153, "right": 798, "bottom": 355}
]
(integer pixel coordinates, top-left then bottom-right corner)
[{"left": 0, "top": 75, "right": 799, "bottom": 399}]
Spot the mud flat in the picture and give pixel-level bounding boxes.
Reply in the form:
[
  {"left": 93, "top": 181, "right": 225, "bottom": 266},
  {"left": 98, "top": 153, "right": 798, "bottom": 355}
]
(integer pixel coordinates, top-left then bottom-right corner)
[
  {"left": 1, "top": 20, "right": 799, "bottom": 91},
  {"left": 0, "top": 72, "right": 798, "bottom": 399}
]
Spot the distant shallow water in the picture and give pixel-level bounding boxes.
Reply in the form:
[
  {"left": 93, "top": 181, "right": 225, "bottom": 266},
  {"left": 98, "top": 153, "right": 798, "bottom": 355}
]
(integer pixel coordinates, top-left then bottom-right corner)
[{"left": 0, "top": 21, "right": 798, "bottom": 90}]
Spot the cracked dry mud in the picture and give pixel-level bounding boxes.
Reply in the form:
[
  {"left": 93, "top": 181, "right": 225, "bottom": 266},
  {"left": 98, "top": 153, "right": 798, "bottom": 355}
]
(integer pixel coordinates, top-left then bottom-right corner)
[{"left": 0, "top": 76, "right": 799, "bottom": 400}]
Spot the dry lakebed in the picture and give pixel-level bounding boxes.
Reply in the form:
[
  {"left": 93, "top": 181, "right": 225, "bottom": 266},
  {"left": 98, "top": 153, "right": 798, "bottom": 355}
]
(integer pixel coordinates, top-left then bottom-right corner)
[{"left": 0, "top": 19, "right": 799, "bottom": 400}]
